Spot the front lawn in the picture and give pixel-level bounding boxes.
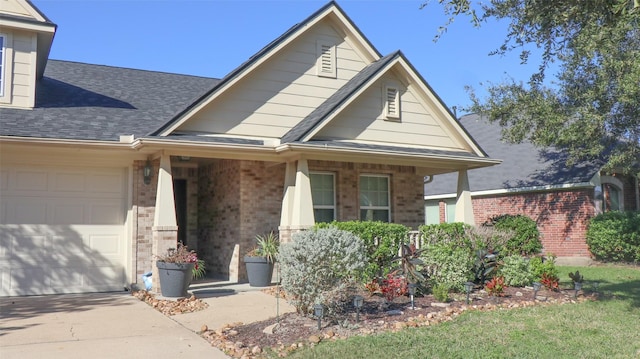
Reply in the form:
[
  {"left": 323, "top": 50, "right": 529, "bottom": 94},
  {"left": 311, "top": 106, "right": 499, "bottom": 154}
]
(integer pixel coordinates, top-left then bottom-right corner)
[{"left": 287, "top": 265, "right": 640, "bottom": 359}]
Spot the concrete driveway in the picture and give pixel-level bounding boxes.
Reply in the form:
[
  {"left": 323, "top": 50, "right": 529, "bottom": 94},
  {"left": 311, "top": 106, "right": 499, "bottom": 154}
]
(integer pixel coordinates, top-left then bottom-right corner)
[{"left": 0, "top": 292, "right": 228, "bottom": 359}]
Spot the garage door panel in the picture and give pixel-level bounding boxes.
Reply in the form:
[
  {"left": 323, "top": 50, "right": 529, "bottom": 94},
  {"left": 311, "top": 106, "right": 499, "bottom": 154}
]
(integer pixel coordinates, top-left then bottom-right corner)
[
  {"left": 12, "top": 200, "right": 48, "bottom": 224},
  {"left": 52, "top": 203, "right": 86, "bottom": 224},
  {"left": 88, "top": 173, "right": 124, "bottom": 194},
  {"left": 14, "top": 169, "right": 49, "bottom": 192},
  {"left": 0, "top": 165, "right": 127, "bottom": 296},
  {"left": 0, "top": 169, "right": 8, "bottom": 190}
]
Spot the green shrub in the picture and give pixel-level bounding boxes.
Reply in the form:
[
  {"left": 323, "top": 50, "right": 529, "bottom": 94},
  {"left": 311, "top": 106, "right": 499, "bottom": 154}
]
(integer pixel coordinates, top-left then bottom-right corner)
[
  {"left": 485, "top": 214, "right": 542, "bottom": 256},
  {"left": 586, "top": 211, "right": 640, "bottom": 262},
  {"left": 279, "top": 227, "right": 367, "bottom": 315},
  {"left": 499, "top": 255, "right": 535, "bottom": 287},
  {"left": 421, "top": 243, "right": 474, "bottom": 292},
  {"left": 419, "top": 222, "right": 473, "bottom": 247},
  {"left": 432, "top": 283, "right": 450, "bottom": 302},
  {"left": 529, "top": 256, "right": 559, "bottom": 281},
  {"left": 315, "top": 221, "right": 409, "bottom": 281}
]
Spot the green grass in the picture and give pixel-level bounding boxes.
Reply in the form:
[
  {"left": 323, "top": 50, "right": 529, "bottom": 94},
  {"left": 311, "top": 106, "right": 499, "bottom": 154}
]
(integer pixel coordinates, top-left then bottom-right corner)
[{"left": 287, "top": 264, "right": 640, "bottom": 359}]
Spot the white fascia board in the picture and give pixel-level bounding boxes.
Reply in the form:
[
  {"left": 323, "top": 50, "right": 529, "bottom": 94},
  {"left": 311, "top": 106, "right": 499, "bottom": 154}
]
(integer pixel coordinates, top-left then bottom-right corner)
[
  {"left": 0, "top": 135, "right": 132, "bottom": 148},
  {"left": 424, "top": 181, "right": 595, "bottom": 200},
  {"left": 0, "top": 18, "right": 55, "bottom": 33}
]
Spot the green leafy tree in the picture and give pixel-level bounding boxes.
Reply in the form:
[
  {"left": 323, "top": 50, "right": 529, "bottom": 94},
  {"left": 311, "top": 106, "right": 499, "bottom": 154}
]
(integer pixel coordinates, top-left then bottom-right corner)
[{"left": 422, "top": 0, "right": 640, "bottom": 175}]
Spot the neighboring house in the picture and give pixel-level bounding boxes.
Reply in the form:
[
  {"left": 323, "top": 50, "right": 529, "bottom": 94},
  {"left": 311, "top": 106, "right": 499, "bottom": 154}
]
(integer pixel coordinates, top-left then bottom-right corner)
[
  {"left": 425, "top": 114, "right": 640, "bottom": 260},
  {"left": 0, "top": 0, "right": 500, "bottom": 296}
]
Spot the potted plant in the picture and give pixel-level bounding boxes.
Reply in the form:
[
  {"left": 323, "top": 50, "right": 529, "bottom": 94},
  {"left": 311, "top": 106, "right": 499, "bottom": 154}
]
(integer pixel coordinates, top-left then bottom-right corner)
[
  {"left": 156, "top": 242, "right": 206, "bottom": 297},
  {"left": 244, "top": 231, "right": 279, "bottom": 287}
]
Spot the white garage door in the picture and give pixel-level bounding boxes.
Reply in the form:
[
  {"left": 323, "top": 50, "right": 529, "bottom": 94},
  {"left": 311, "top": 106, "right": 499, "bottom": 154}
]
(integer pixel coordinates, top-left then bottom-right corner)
[{"left": 0, "top": 165, "right": 127, "bottom": 296}]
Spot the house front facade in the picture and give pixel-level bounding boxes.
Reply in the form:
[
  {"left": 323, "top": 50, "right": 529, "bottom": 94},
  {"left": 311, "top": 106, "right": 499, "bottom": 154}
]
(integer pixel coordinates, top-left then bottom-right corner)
[
  {"left": 0, "top": 0, "right": 499, "bottom": 296},
  {"left": 425, "top": 114, "right": 640, "bottom": 261}
]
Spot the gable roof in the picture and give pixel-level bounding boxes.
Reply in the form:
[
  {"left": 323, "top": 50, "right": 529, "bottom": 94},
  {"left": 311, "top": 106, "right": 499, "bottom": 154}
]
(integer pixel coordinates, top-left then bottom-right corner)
[
  {"left": 152, "top": 1, "right": 381, "bottom": 137},
  {"left": 0, "top": 60, "right": 218, "bottom": 141},
  {"left": 425, "top": 114, "right": 604, "bottom": 198}
]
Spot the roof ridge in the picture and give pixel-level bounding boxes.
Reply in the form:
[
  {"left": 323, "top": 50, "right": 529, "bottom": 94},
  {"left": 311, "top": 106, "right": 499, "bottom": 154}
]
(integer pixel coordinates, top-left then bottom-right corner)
[{"left": 46, "top": 59, "right": 219, "bottom": 80}]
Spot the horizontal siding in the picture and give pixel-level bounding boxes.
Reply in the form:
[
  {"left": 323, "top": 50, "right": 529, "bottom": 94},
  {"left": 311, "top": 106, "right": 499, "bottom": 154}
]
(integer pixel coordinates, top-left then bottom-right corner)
[
  {"left": 315, "top": 75, "right": 461, "bottom": 150},
  {"left": 181, "top": 20, "right": 369, "bottom": 137},
  {"left": 6, "top": 31, "right": 35, "bottom": 108}
]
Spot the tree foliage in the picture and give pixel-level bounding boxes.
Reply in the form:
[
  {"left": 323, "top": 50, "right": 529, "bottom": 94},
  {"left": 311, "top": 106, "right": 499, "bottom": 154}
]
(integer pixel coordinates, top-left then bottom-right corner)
[{"left": 423, "top": 0, "right": 640, "bottom": 175}]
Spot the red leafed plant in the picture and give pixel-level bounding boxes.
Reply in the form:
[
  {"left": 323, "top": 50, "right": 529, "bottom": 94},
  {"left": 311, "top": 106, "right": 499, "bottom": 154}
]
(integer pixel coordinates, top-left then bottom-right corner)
[
  {"left": 540, "top": 273, "right": 560, "bottom": 291},
  {"left": 485, "top": 276, "right": 506, "bottom": 297},
  {"left": 380, "top": 272, "right": 407, "bottom": 302}
]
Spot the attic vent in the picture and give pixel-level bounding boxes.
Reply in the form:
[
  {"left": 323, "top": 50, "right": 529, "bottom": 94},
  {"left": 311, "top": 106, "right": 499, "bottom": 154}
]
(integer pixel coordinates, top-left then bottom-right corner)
[
  {"left": 316, "top": 40, "right": 336, "bottom": 78},
  {"left": 384, "top": 86, "right": 400, "bottom": 120}
]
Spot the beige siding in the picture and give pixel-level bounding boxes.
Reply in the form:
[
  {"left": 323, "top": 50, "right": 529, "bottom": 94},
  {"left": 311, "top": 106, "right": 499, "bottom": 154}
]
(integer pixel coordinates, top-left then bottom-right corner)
[
  {"left": 0, "top": 0, "right": 36, "bottom": 18},
  {"left": 315, "top": 74, "right": 464, "bottom": 151},
  {"left": 179, "top": 20, "right": 369, "bottom": 138},
  {"left": 0, "top": 30, "right": 36, "bottom": 108}
]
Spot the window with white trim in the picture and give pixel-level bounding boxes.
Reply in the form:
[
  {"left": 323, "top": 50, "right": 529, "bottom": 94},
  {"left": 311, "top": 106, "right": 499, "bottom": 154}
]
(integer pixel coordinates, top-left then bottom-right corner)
[
  {"left": 316, "top": 40, "right": 336, "bottom": 78},
  {"left": 310, "top": 172, "right": 336, "bottom": 223},
  {"left": 0, "top": 35, "right": 5, "bottom": 97},
  {"left": 383, "top": 85, "right": 400, "bottom": 120},
  {"left": 360, "top": 175, "right": 390, "bottom": 222}
]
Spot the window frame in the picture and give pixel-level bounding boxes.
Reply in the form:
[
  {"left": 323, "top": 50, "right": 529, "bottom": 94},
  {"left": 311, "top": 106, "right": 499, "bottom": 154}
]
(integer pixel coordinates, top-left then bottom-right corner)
[
  {"left": 310, "top": 171, "right": 336, "bottom": 223},
  {"left": 359, "top": 174, "right": 391, "bottom": 222}
]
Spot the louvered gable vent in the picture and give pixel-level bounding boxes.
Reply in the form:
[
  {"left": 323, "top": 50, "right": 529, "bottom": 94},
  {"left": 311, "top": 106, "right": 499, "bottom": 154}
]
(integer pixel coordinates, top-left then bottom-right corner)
[
  {"left": 385, "top": 85, "right": 400, "bottom": 120},
  {"left": 316, "top": 40, "right": 336, "bottom": 78}
]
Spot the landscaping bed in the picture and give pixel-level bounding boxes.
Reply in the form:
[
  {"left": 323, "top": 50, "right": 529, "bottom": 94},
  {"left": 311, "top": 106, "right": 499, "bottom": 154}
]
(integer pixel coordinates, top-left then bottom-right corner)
[{"left": 200, "top": 285, "right": 591, "bottom": 358}]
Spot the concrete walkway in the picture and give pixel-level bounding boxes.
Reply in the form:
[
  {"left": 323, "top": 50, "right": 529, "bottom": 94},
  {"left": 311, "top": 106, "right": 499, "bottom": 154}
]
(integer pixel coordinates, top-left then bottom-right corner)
[{"left": 0, "top": 282, "right": 294, "bottom": 359}]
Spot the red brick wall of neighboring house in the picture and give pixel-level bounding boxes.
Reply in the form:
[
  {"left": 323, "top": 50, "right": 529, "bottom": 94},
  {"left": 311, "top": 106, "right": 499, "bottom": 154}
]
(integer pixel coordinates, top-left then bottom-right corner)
[{"left": 471, "top": 188, "right": 595, "bottom": 257}]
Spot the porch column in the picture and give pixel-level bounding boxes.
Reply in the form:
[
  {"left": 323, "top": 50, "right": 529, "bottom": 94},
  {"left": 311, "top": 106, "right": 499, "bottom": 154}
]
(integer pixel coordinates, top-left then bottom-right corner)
[
  {"left": 455, "top": 168, "right": 474, "bottom": 225},
  {"left": 279, "top": 159, "right": 314, "bottom": 243},
  {"left": 151, "top": 154, "right": 178, "bottom": 292}
]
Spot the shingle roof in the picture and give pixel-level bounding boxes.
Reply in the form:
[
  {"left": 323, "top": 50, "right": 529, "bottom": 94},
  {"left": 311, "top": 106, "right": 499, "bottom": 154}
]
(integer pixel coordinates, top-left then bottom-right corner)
[
  {"left": 0, "top": 60, "right": 219, "bottom": 141},
  {"left": 425, "top": 114, "right": 603, "bottom": 196}
]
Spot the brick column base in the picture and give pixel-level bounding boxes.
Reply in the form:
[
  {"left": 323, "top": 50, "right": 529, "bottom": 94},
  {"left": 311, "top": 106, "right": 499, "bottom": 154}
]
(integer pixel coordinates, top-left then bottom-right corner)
[
  {"left": 278, "top": 225, "right": 312, "bottom": 244},
  {"left": 151, "top": 226, "right": 178, "bottom": 293}
]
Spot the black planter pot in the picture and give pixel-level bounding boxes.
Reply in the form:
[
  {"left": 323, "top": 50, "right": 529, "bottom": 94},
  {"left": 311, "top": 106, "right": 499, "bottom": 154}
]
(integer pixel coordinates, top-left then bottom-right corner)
[
  {"left": 156, "top": 261, "right": 194, "bottom": 297},
  {"left": 244, "top": 256, "right": 274, "bottom": 287}
]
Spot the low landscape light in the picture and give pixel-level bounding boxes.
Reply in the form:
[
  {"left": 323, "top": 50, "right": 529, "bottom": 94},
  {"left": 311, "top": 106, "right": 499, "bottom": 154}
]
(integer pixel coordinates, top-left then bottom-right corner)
[
  {"left": 314, "top": 303, "right": 324, "bottom": 330},
  {"left": 532, "top": 282, "right": 542, "bottom": 300},
  {"left": 353, "top": 295, "right": 364, "bottom": 323},
  {"left": 408, "top": 283, "right": 417, "bottom": 310},
  {"left": 464, "top": 282, "right": 474, "bottom": 305}
]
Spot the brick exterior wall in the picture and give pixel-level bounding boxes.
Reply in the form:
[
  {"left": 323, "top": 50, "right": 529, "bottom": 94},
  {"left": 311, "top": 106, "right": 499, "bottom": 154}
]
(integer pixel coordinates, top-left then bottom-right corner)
[
  {"left": 309, "top": 160, "right": 425, "bottom": 229},
  {"left": 131, "top": 159, "right": 157, "bottom": 287},
  {"left": 471, "top": 188, "right": 595, "bottom": 257}
]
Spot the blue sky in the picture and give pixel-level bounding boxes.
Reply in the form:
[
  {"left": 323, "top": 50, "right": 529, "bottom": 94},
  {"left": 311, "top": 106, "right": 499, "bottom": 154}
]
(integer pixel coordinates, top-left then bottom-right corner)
[{"left": 34, "top": 0, "right": 544, "bottom": 115}]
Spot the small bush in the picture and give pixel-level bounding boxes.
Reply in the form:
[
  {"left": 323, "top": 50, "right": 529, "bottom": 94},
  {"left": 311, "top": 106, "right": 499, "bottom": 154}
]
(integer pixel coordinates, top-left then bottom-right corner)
[
  {"left": 316, "top": 221, "right": 409, "bottom": 281},
  {"left": 421, "top": 244, "right": 474, "bottom": 292},
  {"left": 485, "top": 276, "right": 506, "bottom": 296},
  {"left": 529, "top": 256, "right": 559, "bottom": 281},
  {"left": 485, "top": 214, "right": 542, "bottom": 256},
  {"left": 499, "top": 255, "right": 535, "bottom": 287},
  {"left": 432, "top": 283, "right": 450, "bottom": 302},
  {"left": 586, "top": 211, "right": 640, "bottom": 262},
  {"left": 419, "top": 222, "right": 473, "bottom": 247},
  {"left": 279, "top": 227, "right": 367, "bottom": 315}
]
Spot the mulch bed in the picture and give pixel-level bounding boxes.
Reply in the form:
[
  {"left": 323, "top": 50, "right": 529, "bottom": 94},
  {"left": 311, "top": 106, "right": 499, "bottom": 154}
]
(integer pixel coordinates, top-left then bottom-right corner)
[{"left": 197, "top": 285, "right": 594, "bottom": 358}]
